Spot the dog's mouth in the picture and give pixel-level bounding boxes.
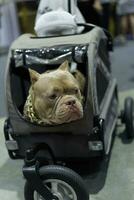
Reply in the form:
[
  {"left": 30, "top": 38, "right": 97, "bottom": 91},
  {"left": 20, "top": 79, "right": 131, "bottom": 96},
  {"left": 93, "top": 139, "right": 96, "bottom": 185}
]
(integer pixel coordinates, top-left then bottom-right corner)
[
  {"left": 68, "top": 105, "right": 82, "bottom": 116},
  {"left": 65, "top": 108, "right": 83, "bottom": 123}
]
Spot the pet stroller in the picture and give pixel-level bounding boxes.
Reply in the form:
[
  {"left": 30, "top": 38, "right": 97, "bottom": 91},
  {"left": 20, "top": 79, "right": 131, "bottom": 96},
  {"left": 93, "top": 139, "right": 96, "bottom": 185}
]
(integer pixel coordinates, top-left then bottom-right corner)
[{"left": 4, "top": 24, "right": 134, "bottom": 200}]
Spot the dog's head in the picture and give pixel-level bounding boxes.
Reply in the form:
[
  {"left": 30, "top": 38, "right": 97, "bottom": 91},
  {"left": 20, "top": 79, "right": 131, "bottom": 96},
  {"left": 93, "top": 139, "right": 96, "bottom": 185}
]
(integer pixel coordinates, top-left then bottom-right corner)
[{"left": 29, "top": 61, "right": 84, "bottom": 124}]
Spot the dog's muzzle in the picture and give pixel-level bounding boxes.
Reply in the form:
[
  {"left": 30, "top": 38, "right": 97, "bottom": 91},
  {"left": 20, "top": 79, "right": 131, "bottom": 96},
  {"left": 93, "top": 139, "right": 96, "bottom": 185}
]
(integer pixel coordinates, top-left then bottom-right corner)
[{"left": 54, "top": 95, "right": 84, "bottom": 123}]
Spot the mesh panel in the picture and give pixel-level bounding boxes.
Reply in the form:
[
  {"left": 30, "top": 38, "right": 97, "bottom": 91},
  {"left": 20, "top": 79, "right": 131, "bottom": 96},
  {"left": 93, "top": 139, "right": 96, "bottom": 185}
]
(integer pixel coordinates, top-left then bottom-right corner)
[
  {"left": 96, "top": 67, "right": 109, "bottom": 106},
  {"left": 98, "top": 39, "right": 111, "bottom": 72}
]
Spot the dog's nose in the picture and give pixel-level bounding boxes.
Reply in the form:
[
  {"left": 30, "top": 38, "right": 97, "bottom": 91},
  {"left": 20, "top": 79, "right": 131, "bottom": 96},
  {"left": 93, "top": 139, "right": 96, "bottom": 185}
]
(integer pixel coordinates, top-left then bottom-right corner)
[{"left": 66, "top": 99, "right": 76, "bottom": 106}]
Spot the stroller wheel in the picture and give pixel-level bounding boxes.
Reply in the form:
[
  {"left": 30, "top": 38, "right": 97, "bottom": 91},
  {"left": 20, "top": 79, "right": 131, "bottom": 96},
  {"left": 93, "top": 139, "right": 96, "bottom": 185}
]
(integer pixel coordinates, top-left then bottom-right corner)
[
  {"left": 122, "top": 97, "right": 134, "bottom": 139},
  {"left": 24, "top": 165, "right": 89, "bottom": 200}
]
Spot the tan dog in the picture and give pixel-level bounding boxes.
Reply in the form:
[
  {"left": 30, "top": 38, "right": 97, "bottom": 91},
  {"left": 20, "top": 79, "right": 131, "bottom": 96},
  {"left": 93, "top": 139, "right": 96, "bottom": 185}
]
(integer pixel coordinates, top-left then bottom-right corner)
[{"left": 24, "top": 61, "right": 85, "bottom": 125}]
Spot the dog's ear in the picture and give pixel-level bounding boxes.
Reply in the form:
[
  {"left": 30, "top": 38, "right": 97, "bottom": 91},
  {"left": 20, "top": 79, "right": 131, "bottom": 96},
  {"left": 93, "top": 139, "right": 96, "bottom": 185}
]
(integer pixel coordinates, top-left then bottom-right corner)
[
  {"left": 28, "top": 68, "right": 40, "bottom": 84},
  {"left": 58, "top": 60, "right": 69, "bottom": 71}
]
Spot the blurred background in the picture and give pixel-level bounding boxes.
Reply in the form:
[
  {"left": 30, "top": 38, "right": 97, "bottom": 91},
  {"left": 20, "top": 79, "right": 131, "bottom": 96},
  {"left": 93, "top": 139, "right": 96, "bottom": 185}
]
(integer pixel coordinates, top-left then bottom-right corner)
[{"left": 1, "top": 0, "right": 134, "bottom": 49}]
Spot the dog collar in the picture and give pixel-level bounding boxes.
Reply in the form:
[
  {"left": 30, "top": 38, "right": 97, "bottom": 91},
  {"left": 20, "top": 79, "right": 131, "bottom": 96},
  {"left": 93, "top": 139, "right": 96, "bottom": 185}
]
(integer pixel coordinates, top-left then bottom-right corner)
[{"left": 23, "top": 90, "right": 45, "bottom": 125}]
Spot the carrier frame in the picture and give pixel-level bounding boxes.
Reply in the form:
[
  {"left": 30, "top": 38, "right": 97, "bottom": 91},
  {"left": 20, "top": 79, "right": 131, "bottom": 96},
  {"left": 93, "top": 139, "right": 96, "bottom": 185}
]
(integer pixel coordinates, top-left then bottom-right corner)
[{"left": 4, "top": 24, "right": 134, "bottom": 200}]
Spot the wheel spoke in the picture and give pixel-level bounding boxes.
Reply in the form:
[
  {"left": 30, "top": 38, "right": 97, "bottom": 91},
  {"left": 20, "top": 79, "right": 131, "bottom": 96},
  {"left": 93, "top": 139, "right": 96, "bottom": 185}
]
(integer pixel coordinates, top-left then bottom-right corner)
[
  {"left": 60, "top": 185, "right": 74, "bottom": 199},
  {"left": 68, "top": 194, "right": 74, "bottom": 199},
  {"left": 35, "top": 192, "right": 44, "bottom": 200},
  {"left": 35, "top": 179, "right": 78, "bottom": 200},
  {"left": 51, "top": 182, "right": 58, "bottom": 193}
]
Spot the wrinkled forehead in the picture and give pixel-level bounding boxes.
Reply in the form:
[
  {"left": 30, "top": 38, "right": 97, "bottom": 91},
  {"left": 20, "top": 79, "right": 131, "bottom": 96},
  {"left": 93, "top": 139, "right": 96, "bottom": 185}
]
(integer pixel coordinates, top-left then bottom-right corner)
[{"left": 34, "top": 71, "right": 78, "bottom": 93}]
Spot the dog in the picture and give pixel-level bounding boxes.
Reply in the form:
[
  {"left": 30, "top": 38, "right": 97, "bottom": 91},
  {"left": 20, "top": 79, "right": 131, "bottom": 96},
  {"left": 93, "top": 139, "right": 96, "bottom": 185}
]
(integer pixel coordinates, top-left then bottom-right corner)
[{"left": 23, "top": 61, "right": 85, "bottom": 125}]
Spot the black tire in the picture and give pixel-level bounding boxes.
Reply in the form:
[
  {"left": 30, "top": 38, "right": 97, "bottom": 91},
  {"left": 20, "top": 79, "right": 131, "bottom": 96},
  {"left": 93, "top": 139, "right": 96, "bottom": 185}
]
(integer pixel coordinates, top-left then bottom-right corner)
[
  {"left": 24, "top": 165, "right": 89, "bottom": 200},
  {"left": 123, "top": 97, "right": 134, "bottom": 138}
]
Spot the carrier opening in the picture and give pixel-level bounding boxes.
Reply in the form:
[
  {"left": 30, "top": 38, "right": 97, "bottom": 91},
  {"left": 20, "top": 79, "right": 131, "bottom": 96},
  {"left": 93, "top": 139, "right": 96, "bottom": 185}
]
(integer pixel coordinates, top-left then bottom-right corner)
[
  {"left": 32, "top": 23, "right": 95, "bottom": 39},
  {"left": 10, "top": 44, "right": 89, "bottom": 126}
]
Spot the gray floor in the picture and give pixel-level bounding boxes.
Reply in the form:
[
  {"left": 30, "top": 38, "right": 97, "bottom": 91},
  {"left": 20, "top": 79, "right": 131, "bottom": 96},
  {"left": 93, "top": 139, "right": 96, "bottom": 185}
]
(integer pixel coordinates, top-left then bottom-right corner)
[
  {"left": 1, "top": 41, "right": 134, "bottom": 200},
  {"left": 0, "top": 119, "right": 24, "bottom": 200},
  {"left": 0, "top": 53, "right": 7, "bottom": 117},
  {"left": 111, "top": 41, "right": 134, "bottom": 91}
]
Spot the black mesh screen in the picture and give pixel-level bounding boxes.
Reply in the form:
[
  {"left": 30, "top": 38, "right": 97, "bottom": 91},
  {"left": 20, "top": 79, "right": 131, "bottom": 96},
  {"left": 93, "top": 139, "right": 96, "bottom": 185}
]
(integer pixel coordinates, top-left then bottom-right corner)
[
  {"left": 10, "top": 66, "right": 30, "bottom": 113},
  {"left": 98, "top": 39, "right": 111, "bottom": 72},
  {"left": 96, "top": 67, "right": 109, "bottom": 106}
]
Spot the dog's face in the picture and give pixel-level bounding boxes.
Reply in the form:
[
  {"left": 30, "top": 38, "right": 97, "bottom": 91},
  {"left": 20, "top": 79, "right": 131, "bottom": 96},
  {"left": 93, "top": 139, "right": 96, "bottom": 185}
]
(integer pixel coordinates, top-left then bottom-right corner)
[{"left": 29, "top": 61, "right": 84, "bottom": 124}]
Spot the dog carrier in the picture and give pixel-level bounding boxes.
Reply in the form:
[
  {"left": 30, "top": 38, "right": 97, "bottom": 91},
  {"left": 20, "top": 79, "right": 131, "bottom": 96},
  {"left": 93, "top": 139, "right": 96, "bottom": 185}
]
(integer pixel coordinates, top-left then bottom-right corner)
[{"left": 4, "top": 24, "right": 134, "bottom": 200}]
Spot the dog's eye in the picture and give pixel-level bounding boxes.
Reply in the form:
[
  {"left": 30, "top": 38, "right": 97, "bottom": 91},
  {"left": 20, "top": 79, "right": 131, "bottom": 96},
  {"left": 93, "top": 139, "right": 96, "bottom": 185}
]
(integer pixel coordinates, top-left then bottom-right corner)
[
  {"left": 49, "top": 94, "right": 57, "bottom": 100},
  {"left": 74, "top": 88, "right": 79, "bottom": 94}
]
